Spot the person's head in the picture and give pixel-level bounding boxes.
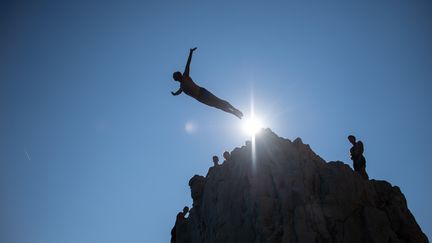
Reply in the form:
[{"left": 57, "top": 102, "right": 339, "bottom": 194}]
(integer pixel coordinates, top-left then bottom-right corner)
[
  {"left": 173, "top": 71, "right": 182, "bottom": 82},
  {"left": 348, "top": 135, "right": 356, "bottom": 144},
  {"left": 182, "top": 206, "right": 189, "bottom": 214},
  {"left": 223, "top": 151, "right": 230, "bottom": 160},
  {"left": 212, "top": 156, "right": 219, "bottom": 165}
]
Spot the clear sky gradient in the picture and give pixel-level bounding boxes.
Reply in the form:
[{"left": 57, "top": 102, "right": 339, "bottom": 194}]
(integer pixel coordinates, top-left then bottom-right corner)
[{"left": 1, "top": 0, "right": 431, "bottom": 242}]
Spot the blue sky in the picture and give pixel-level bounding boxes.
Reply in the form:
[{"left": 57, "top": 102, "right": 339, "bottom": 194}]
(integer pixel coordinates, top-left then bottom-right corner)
[{"left": 1, "top": 0, "right": 431, "bottom": 242}]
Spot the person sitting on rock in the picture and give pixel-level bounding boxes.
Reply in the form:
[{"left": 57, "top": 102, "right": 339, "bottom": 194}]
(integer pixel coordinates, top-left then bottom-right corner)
[
  {"left": 170, "top": 206, "right": 189, "bottom": 243},
  {"left": 171, "top": 47, "right": 243, "bottom": 119},
  {"left": 223, "top": 151, "right": 231, "bottom": 162},
  {"left": 348, "top": 135, "right": 369, "bottom": 180}
]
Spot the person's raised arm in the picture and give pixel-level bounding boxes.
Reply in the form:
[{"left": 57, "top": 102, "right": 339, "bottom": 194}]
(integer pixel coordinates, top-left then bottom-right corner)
[
  {"left": 171, "top": 87, "right": 183, "bottom": 96},
  {"left": 184, "top": 47, "right": 197, "bottom": 76}
]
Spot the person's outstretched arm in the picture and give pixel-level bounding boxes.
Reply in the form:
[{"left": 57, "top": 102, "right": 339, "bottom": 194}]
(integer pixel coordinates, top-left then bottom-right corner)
[
  {"left": 171, "top": 88, "right": 183, "bottom": 96},
  {"left": 184, "top": 47, "right": 197, "bottom": 76}
]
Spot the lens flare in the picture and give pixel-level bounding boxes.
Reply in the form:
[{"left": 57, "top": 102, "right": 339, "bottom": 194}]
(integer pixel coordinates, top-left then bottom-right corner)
[{"left": 185, "top": 121, "right": 196, "bottom": 134}]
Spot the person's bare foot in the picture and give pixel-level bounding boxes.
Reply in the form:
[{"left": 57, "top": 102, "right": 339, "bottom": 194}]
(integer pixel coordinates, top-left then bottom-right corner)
[{"left": 234, "top": 110, "right": 243, "bottom": 119}]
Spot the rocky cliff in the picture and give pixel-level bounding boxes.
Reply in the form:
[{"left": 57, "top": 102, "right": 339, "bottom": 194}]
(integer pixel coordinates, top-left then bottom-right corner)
[{"left": 174, "top": 129, "right": 428, "bottom": 243}]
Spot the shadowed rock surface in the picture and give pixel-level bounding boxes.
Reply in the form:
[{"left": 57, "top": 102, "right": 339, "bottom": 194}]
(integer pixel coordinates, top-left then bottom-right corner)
[{"left": 174, "top": 129, "right": 428, "bottom": 243}]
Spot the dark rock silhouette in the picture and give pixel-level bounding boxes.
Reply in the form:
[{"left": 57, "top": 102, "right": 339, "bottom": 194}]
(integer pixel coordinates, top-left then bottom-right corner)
[{"left": 173, "top": 129, "right": 428, "bottom": 243}]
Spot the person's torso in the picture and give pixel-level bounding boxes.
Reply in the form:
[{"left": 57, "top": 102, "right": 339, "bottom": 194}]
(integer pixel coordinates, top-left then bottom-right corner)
[
  {"left": 351, "top": 142, "right": 364, "bottom": 160},
  {"left": 356, "top": 141, "right": 364, "bottom": 154},
  {"left": 181, "top": 76, "right": 200, "bottom": 98},
  {"left": 176, "top": 212, "right": 185, "bottom": 222}
]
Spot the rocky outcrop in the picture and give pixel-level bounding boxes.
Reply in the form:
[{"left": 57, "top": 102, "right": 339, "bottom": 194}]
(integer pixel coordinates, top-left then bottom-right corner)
[{"left": 174, "top": 129, "right": 428, "bottom": 243}]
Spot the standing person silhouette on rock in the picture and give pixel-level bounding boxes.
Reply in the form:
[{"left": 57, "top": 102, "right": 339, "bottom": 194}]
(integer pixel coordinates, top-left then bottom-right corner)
[
  {"left": 171, "top": 48, "right": 243, "bottom": 119},
  {"left": 348, "top": 135, "right": 369, "bottom": 180}
]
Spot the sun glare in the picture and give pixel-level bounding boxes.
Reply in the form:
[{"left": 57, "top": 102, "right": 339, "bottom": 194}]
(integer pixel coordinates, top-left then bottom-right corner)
[{"left": 243, "top": 116, "right": 263, "bottom": 136}]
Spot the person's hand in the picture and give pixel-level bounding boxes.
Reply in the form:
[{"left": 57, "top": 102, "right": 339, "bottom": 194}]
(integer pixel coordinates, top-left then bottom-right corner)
[{"left": 190, "top": 47, "right": 197, "bottom": 52}]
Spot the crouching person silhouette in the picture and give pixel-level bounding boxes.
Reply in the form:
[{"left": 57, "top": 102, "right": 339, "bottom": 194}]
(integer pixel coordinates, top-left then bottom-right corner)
[
  {"left": 170, "top": 206, "right": 189, "bottom": 243},
  {"left": 171, "top": 48, "right": 243, "bottom": 119}
]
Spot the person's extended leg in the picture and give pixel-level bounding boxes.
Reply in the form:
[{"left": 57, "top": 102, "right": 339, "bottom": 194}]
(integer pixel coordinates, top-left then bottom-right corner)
[
  {"left": 197, "top": 88, "right": 243, "bottom": 119},
  {"left": 222, "top": 100, "right": 243, "bottom": 119},
  {"left": 208, "top": 98, "right": 241, "bottom": 118},
  {"left": 218, "top": 100, "right": 243, "bottom": 119}
]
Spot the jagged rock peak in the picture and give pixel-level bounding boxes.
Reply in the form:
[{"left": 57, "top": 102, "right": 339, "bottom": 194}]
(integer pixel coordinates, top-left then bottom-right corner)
[{"left": 174, "top": 129, "right": 428, "bottom": 243}]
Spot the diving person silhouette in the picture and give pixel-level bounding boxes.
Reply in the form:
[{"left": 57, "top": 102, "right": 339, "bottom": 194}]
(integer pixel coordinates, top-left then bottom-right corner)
[{"left": 171, "top": 48, "right": 243, "bottom": 119}]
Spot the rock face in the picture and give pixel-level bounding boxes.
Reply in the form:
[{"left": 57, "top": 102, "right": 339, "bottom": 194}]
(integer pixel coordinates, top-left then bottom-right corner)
[{"left": 174, "top": 129, "right": 428, "bottom": 243}]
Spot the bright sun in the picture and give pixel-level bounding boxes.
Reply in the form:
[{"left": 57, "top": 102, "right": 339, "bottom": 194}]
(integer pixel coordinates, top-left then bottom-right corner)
[{"left": 242, "top": 116, "right": 264, "bottom": 136}]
